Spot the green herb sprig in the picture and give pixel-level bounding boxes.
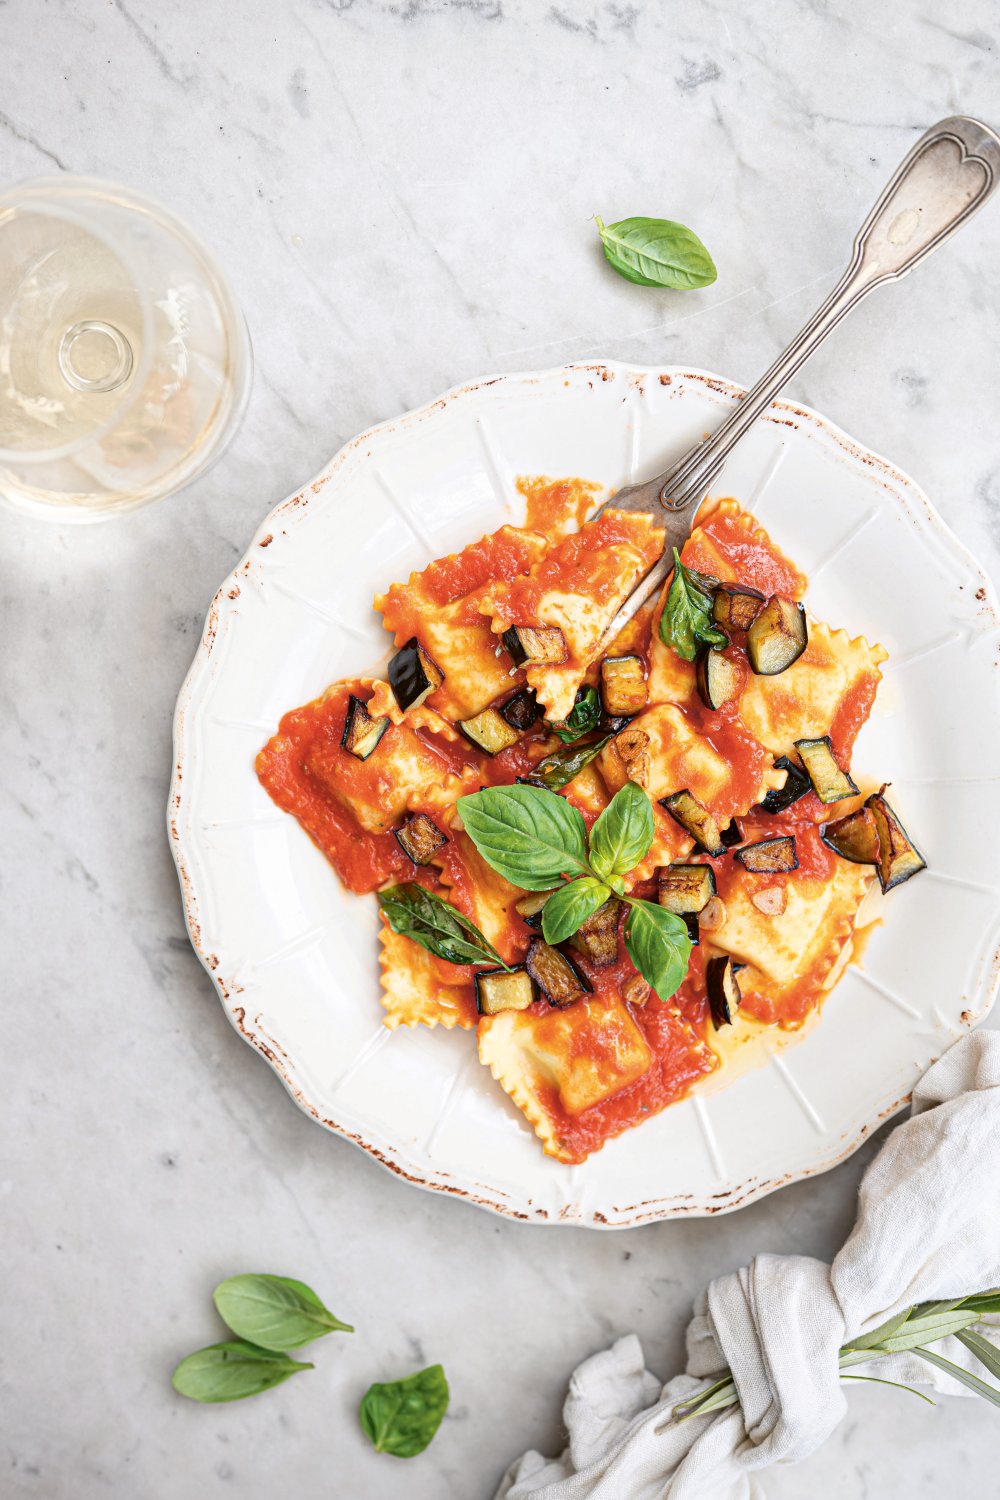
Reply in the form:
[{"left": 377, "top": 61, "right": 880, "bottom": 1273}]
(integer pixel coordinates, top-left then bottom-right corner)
[
  {"left": 595, "top": 215, "right": 717, "bottom": 290},
  {"left": 551, "top": 686, "right": 603, "bottom": 742},
  {"left": 377, "top": 883, "right": 509, "bottom": 969},
  {"left": 670, "top": 1292, "right": 1000, "bottom": 1424},
  {"left": 660, "top": 549, "right": 727, "bottom": 662},
  {"left": 458, "top": 782, "right": 691, "bottom": 1001}
]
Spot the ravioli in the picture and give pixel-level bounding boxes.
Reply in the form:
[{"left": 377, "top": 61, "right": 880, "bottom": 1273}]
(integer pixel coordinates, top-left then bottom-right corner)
[
  {"left": 739, "top": 622, "right": 887, "bottom": 761},
  {"left": 480, "top": 510, "right": 664, "bottom": 721},
  {"left": 379, "top": 926, "right": 478, "bottom": 1030}
]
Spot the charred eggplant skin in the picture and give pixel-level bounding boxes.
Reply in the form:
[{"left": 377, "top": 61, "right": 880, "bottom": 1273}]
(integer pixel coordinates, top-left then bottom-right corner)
[
  {"left": 706, "top": 955, "right": 742, "bottom": 1028},
  {"left": 696, "top": 646, "right": 741, "bottom": 711},
  {"left": 393, "top": 812, "right": 448, "bottom": 865},
  {"left": 720, "top": 818, "right": 744, "bottom": 849},
  {"left": 341, "top": 695, "right": 391, "bottom": 760},
  {"left": 500, "top": 688, "right": 542, "bottom": 731},
  {"left": 475, "top": 967, "right": 537, "bottom": 1016},
  {"left": 747, "top": 596, "right": 808, "bottom": 676},
  {"left": 525, "top": 939, "right": 592, "bottom": 1007},
  {"left": 712, "top": 585, "right": 766, "bottom": 633},
  {"left": 735, "top": 836, "right": 798, "bottom": 874},
  {"left": 387, "top": 637, "right": 443, "bottom": 712},
  {"left": 821, "top": 806, "right": 879, "bottom": 865},
  {"left": 867, "top": 789, "right": 927, "bottom": 892},
  {"left": 660, "top": 790, "right": 727, "bottom": 857},
  {"left": 760, "top": 755, "right": 812, "bottom": 815},
  {"left": 657, "top": 863, "right": 717, "bottom": 915},
  {"left": 502, "top": 625, "right": 567, "bottom": 667},
  {"left": 683, "top": 912, "right": 701, "bottom": 946},
  {"left": 795, "top": 735, "right": 859, "bottom": 803}
]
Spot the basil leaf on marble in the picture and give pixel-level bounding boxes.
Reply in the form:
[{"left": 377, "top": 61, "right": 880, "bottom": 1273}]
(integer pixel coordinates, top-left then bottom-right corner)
[
  {"left": 171, "top": 1341, "right": 313, "bottom": 1403},
  {"left": 623, "top": 898, "right": 692, "bottom": 1001},
  {"left": 458, "top": 785, "right": 591, "bottom": 889},
  {"left": 359, "top": 1364, "right": 450, "bottom": 1458},
  {"left": 588, "top": 782, "right": 654, "bottom": 881},
  {"left": 212, "top": 1274, "right": 353, "bottom": 1352},
  {"left": 595, "top": 215, "right": 717, "bottom": 290},
  {"left": 660, "top": 549, "right": 727, "bottom": 662},
  {"left": 378, "top": 884, "right": 508, "bottom": 969},
  {"left": 540, "top": 876, "right": 612, "bottom": 946},
  {"left": 552, "top": 686, "right": 602, "bottom": 742}
]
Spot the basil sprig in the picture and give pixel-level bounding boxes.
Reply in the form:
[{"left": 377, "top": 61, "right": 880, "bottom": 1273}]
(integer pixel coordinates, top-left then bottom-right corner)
[
  {"left": 378, "top": 883, "right": 509, "bottom": 969},
  {"left": 529, "top": 734, "right": 611, "bottom": 791},
  {"left": 660, "top": 549, "right": 727, "bottom": 662},
  {"left": 552, "top": 685, "right": 602, "bottom": 742},
  {"left": 595, "top": 215, "right": 717, "bottom": 290},
  {"left": 359, "top": 1364, "right": 450, "bottom": 1458},
  {"left": 213, "top": 1274, "right": 353, "bottom": 1351},
  {"left": 460, "top": 782, "right": 691, "bottom": 1001}
]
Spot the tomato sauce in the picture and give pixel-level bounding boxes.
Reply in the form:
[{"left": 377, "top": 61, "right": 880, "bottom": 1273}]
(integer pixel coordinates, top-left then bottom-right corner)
[
  {"left": 519, "top": 475, "right": 600, "bottom": 537},
  {"left": 682, "top": 506, "right": 807, "bottom": 598}
]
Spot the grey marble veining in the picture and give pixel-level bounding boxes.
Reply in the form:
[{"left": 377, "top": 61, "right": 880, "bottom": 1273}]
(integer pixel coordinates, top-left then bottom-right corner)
[{"left": 3, "top": 2, "right": 1000, "bottom": 1496}]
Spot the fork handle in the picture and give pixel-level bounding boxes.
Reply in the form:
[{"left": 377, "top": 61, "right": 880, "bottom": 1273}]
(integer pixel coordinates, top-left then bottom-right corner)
[{"left": 658, "top": 115, "right": 1000, "bottom": 512}]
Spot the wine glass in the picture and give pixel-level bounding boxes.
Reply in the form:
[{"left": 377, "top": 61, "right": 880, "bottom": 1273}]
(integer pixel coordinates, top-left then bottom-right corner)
[{"left": 0, "top": 176, "right": 252, "bottom": 522}]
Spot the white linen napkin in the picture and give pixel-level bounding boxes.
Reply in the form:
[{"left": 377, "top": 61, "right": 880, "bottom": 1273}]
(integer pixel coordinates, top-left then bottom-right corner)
[{"left": 497, "top": 1031, "right": 1000, "bottom": 1500}]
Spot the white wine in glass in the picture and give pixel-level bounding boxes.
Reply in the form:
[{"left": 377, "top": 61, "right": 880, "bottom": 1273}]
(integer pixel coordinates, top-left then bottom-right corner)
[{"left": 0, "top": 176, "right": 252, "bottom": 521}]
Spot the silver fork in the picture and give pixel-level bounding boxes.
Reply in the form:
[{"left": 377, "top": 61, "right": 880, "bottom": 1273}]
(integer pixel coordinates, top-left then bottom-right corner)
[{"left": 598, "top": 115, "right": 1000, "bottom": 643}]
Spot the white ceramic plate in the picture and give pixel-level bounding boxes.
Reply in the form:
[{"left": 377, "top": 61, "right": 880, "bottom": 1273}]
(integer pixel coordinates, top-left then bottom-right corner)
[{"left": 169, "top": 363, "right": 1000, "bottom": 1227}]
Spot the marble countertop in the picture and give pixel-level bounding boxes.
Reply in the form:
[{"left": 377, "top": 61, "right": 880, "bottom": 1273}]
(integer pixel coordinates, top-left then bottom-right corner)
[{"left": 4, "top": 2, "right": 1000, "bottom": 1495}]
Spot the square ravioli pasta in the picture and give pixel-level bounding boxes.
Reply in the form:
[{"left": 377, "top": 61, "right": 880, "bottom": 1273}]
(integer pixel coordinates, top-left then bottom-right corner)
[{"left": 257, "top": 474, "right": 900, "bottom": 1167}]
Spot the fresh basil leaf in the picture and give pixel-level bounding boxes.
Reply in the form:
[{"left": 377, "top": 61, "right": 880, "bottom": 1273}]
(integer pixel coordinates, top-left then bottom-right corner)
[
  {"left": 541, "top": 876, "right": 611, "bottom": 946},
  {"left": 552, "top": 686, "right": 602, "bottom": 743},
  {"left": 359, "top": 1364, "right": 450, "bottom": 1458},
  {"left": 623, "top": 898, "right": 691, "bottom": 1001},
  {"left": 595, "top": 215, "right": 717, "bottom": 290},
  {"left": 212, "top": 1274, "right": 353, "bottom": 1351},
  {"left": 528, "top": 734, "right": 611, "bottom": 792},
  {"left": 588, "top": 782, "right": 654, "bottom": 881},
  {"left": 171, "top": 1341, "right": 312, "bottom": 1403},
  {"left": 378, "top": 883, "right": 508, "bottom": 969},
  {"left": 458, "top": 785, "right": 590, "bottom": 889},
  {"left": 659, "top": 548, "right": 727, "bottom": 662}
]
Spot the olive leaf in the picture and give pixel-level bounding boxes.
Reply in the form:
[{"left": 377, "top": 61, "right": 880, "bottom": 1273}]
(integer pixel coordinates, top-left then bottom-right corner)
[
  {"left": 457, "top": 785, "right": 591, "bottom": 889},
  {"left": 660, "top": 550, "right": 727, "bottom": 662},
  {"left": 541, "top": 876, "right": 611, "bottom": 946},
  {"left": 378, "top": 884, "right": 509, "bottom": 969},
  {"left": 595, "top": 214, "right": 717, "bottom": 290},
  {"left": 359, "top": 1364, "right": 450, "bottom": 1458},
  {"left": 171, "top": 1340, "right": 313, "bottom": 1403},
  {"left": 212, "top": 1273, "right": 353, "bottom": 1352},
  {"left": 588, "top": 781, "right": 654, "bottom": 881},
  {"left": 622, "top": 898, "right": 692, "bottom": 1002}
]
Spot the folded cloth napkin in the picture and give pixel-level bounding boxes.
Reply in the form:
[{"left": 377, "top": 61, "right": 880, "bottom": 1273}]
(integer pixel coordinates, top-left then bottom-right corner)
[{"left": 497, "top": 1031, "right": 1000, "bottom": 1500}]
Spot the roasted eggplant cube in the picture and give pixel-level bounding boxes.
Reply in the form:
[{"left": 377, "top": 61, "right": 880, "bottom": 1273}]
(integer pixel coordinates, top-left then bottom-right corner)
[
  {"left": 760, "top": 755, "right": 812, "bottom": 814},
  {"left": 706, "top": 955, "right": 742, "bottom": 1028},
  {"left": 525, "top": 939, "right": 592, "bottom": 1007},
  {"left": 475, "top": 967, "right": 537, "bottom": 1017},
  {"left": 747, "top": 596, "right": 808, "bottom": 676},
  {"left": 866, "top": 790, "right": 926, "bottom": 892},
  {"left": 720, "top": 818, "right": 744, "bottom": 849},
  {"left": 341, "top": 695, "right": 391, "bottom": 761},
  {"left": 458, "top": 706, "right": 521, "bottom": 755},
  {"left": 696, "top": 647, "right": 741, "bottom": 711},
  {"left": 387, "top": 637, "right": 444, "bottom": 712},
  {"left": 822, "top": 806, "right": 880, "bottom": 865},
  {"left": 515, "top": 890, "right": 551, "bottom": 930},
  {"left": 795, "top": 736, "right": 859, "bottom": 803},
  {"left": 502, "top": 625, "right": 567, "bottom": 668},
  {"left": 393, "top": 812, "right": 448, "bottom": 866},
  {"left": 500, "top": 688, "right": 542, "bottom": 731},
  {"left": 568, "top": 897, "right": 622, "bottom": 968},
  {"left": 657, "top": 863, "right": 717, "bottom": 915},
  {"left": 660, "top": 789, "right": 727, "bottom": 857},
  {"left": 712, "top": 585, "right": 766, "bottom": 633},
  {"left": 600, "top": 655, "right": 648, "bottom": 717},
  {"left": 735, "top": 835, "right": 798, "bottom": 874}
]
